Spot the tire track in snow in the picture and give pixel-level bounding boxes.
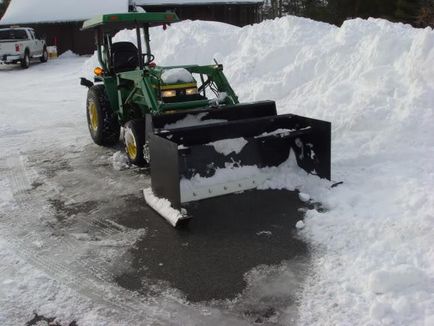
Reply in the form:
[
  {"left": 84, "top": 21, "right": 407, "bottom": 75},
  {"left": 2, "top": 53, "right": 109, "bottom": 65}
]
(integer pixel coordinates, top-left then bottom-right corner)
[
  {"left": 3, "top": 155, "right": 156, "bottom": 320},
  {"left": 41, "top": 177, "right": 127, "bottom": 238}
]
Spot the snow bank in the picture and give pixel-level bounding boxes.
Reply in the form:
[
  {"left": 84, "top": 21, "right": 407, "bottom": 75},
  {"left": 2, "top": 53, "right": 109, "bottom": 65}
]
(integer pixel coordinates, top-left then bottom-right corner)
[{"left": 103, "top": 16, "right": 434, "bottom": 325}]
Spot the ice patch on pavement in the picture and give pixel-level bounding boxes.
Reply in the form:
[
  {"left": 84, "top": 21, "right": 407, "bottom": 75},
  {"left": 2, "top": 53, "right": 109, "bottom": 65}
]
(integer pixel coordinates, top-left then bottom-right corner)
[{"left": 111, "top": 151, "right": 130, "bottom": 171}]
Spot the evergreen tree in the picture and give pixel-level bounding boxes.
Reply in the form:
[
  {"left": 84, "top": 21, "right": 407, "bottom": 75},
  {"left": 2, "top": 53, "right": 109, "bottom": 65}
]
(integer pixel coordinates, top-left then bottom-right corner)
[
  {"left": 260, "top": 0, "right": 432, "bottom": 28},
  {"left": 395, "top": 0, "right": 422, "bottom": 24},
  {"left": 416, "top": 0, "right": 434, "bottom": 26}
]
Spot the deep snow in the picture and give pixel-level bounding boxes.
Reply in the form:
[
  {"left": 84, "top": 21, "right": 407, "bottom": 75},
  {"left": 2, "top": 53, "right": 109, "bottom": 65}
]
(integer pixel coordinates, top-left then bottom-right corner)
[{"left": 1, "top": 14, "right": 433, "bottom": 325}]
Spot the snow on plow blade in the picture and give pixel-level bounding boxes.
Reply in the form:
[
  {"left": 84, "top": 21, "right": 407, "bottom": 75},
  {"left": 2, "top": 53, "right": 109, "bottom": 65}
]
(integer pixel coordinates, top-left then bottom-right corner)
[{"left": 146, "top": 101, "right": 331, "bottom": 225}]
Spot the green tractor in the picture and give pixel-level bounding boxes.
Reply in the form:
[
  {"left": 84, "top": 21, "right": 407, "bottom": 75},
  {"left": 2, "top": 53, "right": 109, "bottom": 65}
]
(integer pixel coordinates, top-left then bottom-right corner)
[{"left": 81, "top": 12, "right": 331, "bottom": 227}]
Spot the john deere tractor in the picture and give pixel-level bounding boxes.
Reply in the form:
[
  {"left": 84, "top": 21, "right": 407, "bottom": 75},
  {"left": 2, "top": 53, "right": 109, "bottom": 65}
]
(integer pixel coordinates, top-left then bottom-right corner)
[{"left": 81, "top": 12, "right": 331, "bottom": 226}]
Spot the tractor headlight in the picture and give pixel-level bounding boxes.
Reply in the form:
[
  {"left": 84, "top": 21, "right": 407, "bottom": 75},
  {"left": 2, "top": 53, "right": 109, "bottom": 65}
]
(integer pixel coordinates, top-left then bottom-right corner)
[
  {"left": 185, "top": 87, "right": 198, "bottom": 95},
  {"left": 161, "top": 90, "right": 177, "bottom": 98}
]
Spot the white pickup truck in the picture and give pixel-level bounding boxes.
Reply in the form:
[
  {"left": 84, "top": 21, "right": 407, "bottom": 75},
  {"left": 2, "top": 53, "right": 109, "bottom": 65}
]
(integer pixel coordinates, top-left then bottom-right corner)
[{"left": 0, "top": 27, "right": 48, "bottom": 68}]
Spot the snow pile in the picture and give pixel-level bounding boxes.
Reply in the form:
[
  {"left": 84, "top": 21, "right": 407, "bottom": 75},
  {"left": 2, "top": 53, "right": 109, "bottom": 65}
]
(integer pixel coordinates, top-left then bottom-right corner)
[
  {"left": 58, "top": 50, "right": 78, "bottom": 59},
  {"left": 209, "top": 137, "right": 248, "bottom": 155},
  {"left": 161, "top": 68, "right": 195, "bottom": 84},
  {"left": 104, "top": 16, "right": 434, "bottom": 324}
]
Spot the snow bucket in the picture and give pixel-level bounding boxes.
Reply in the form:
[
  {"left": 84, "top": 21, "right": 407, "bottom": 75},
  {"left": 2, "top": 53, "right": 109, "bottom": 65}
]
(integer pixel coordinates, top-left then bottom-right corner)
[{"left": 146, "top": 102, "right": 331, "bottom": 217}]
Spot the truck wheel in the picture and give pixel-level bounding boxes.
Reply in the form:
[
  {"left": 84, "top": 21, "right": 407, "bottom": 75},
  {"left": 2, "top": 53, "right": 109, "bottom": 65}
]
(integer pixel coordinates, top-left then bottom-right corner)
[
  {"left": 40, "top": 47, "right": 48, "bottom": 63},
  {"left": 86, "top": 85, "right": 120, "bottom": 146},
  {"left": 21, "top": 51, "right": 30, "bottom": 69},
  {"left": 124, "top": 119, "right": 147, "bottom": 167}
]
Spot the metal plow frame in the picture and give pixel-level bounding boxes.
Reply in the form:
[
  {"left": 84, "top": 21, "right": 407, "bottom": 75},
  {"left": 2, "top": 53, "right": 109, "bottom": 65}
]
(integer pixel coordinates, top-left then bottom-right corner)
[{"left": 146, "top": 102, "right": 331, "bottom": 215}]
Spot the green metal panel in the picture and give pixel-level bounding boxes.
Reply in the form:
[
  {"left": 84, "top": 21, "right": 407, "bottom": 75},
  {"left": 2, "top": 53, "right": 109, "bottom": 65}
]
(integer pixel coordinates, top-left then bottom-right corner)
[
  {"left": 160, "top": 99, "right": 211, "bottom": 111},
  {"left": 103, "top": 77, "right": 120, "bottom": 116},
  {"left": 82, "top": 12, "right": 180, "bottom": 30},
  {"left": 85, "top": 13, "right": 240, "bottom": 123}
]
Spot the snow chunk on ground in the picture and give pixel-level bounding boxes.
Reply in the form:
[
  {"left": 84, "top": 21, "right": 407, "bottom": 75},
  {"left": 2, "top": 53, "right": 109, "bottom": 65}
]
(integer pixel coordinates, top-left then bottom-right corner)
[
  {"left": 143, "top": 188, "right": 187, "bottom": 227},
  {"left": 161, "top": 68, "right": 194, "bottom": 84},
  {"left": 298, "top": 192, "right": 310, "bottom": 202},
  {"left": 111, "top": 151, "right": 130, "bottom": 171},
  {"left": 295, "top": 220, "right": 305, "bottom": 229}
]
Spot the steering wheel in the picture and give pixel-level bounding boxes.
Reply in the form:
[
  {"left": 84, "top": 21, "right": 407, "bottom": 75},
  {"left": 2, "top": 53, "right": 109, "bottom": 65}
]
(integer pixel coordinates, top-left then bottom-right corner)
[{"left": 142, "top": 53, "right": 155, "bottom": 65}]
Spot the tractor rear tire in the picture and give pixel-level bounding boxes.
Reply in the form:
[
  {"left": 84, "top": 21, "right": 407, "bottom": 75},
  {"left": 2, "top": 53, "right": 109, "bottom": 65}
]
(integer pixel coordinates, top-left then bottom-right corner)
[
  {"left": 86, "top": 85, "right": 120, "bottom": 146},
  {"left": 124, "top": 119, "right": 147, "bottom": 167}
]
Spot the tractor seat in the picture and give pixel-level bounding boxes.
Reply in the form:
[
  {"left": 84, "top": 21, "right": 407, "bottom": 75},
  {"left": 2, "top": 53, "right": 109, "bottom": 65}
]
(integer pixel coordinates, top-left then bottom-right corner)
[{"left": 111, "top": 42, "right": 139, "bottom": 73}]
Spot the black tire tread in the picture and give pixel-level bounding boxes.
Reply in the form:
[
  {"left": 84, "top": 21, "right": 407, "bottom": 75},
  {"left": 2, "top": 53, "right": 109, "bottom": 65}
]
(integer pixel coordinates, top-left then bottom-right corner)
[{"left": 86, "top": 85, "right": 120, "bottom": 146}]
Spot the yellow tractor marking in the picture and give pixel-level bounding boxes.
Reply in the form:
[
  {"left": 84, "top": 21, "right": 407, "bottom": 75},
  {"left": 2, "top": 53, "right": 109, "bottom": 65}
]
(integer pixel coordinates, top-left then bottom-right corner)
[
  {"left": 125, "top": 131, "right": 137, "bottom": 160},
  {"left": 88, "top": 102, "right": 99, "bottom": 132}
]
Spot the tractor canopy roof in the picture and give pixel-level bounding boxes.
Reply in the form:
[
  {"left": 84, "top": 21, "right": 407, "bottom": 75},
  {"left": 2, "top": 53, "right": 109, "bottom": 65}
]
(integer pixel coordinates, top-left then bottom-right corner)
[{"left": 82, "top": 12, "right": 180, "bottom": 31}]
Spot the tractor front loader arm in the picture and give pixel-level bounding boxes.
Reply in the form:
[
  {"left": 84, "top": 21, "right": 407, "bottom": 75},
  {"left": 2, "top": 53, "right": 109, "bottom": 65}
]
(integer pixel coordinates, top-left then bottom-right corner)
[{"left": 189, "top": 65, "right": 239, "bottom": 105}]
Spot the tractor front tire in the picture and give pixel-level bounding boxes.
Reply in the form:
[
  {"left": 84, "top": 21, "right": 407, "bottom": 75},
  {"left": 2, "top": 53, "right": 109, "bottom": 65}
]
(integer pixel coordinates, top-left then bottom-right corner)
[
  {"left": 86, "top": 85, "right": 120, "bottom": 146},
  {"left": 124, "top": 119, "right": 147, "bottom": 167}
]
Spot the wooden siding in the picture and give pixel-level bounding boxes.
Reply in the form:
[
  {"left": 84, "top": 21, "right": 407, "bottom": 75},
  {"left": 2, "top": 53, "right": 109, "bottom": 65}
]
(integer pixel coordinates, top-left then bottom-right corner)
[{"left": 140, "top": 4, "right": 262, "bottom": 27}]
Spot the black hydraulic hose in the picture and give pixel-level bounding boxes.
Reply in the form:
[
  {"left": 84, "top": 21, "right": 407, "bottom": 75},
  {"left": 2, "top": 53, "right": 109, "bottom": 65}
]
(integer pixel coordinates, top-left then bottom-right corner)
[{"left": 135, "top": 22, "right": 144, "bottom": 70}]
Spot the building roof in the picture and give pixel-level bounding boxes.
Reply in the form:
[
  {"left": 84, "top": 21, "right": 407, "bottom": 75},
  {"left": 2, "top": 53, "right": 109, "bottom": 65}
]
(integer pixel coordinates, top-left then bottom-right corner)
[
  {"left": 0, "top": 0, "right": 129, "bottom": 25},
  {"left": 134, "top": 0, "right": 263, "bottom": 5}
]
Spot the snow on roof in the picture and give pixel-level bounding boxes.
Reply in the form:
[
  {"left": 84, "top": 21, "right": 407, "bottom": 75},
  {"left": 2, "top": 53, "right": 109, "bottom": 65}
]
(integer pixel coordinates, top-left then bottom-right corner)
[
  {"left": 134, "top": 0, "right": 263, "bottom": 5},
  {"left": 0, "top": 0, "right": 129, "bottom": 25}
]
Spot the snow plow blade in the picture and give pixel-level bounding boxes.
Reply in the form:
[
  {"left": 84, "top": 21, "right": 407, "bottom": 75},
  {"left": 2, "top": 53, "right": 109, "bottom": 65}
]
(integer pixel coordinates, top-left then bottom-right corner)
[{"left": 145, "top": 101, "right": 331, "bottom": 226}]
